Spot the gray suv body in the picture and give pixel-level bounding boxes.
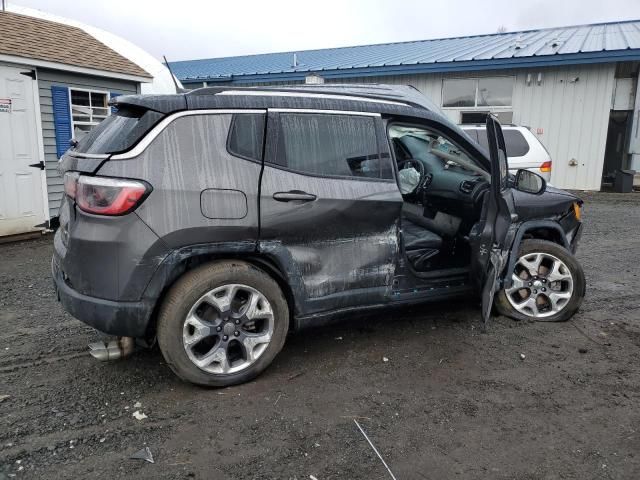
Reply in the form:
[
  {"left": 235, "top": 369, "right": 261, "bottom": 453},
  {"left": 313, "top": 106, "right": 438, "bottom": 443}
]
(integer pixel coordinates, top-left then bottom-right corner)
[{"left": 53, "top": 85, "right": 585, "bottom": 386}]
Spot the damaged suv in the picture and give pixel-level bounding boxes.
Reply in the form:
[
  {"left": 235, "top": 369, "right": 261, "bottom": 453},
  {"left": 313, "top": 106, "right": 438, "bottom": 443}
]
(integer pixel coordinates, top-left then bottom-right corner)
[{"left": 53, "top": 85, "right": 585, "bottom": 386}]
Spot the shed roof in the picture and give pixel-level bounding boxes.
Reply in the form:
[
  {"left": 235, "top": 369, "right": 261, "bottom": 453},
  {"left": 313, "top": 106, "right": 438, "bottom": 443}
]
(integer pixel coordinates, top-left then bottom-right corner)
[
  {"left": 170, "top": 19, "right": 640, "bottom": 84},
  {"left": 0, "top": 11, "right": 151, "bottom": 79}
]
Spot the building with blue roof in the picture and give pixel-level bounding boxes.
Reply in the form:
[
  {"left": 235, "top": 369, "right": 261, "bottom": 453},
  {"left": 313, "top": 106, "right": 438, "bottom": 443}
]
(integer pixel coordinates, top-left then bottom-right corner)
[{"left": 170, "top": 20, "right": 640, "bottom": 190}]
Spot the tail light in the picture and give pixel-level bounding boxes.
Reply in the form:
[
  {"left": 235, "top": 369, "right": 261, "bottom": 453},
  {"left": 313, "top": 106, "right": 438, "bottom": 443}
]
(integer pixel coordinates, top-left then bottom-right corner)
[
  {"left": 64, "top": 173, "right": 151, "bottom": 215},
  {"left": 540, "top": 161, "right": 552, "bottom": 173}
]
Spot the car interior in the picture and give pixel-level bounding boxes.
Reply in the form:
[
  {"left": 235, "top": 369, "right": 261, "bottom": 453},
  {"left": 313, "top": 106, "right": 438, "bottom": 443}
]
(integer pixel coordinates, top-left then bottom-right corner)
[{"left": 389, "top": 124, "right": 491, "bottom": 275}]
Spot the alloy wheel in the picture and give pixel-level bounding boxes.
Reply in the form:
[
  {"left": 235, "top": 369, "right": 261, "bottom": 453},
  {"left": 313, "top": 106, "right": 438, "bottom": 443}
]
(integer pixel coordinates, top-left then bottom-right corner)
[
  {"left": 182, "top": 283, "right": 274, "bottom": 374},
  {"left": 505, "top": 252, "right": 574, "bottom": 319}
]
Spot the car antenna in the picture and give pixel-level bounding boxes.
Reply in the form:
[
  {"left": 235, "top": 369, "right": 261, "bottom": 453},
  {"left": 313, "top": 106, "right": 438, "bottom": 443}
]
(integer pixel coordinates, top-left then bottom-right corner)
[{"left": 163, "top": 55, "right": 183, "bottom": 93}]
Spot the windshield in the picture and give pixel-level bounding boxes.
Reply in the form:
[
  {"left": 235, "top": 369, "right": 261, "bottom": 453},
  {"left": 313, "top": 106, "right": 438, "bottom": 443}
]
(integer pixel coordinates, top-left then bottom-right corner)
[{"left": 73, "top": 106, "right": 163, "bottom": 155}]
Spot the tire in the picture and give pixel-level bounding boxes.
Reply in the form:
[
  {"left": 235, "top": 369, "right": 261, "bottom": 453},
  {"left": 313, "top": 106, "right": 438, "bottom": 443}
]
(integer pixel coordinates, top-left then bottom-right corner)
[
  {"left": 157, "top": 260, "right": 289, "bottom": 387},
  {"left": 496, "top": 239, "right": 585, "bottom": 322}
]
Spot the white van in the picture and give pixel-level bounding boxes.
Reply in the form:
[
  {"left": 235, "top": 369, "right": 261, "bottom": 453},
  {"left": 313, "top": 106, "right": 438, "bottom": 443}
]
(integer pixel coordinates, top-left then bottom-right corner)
[{"left": 461, "top": 125, "right": 552, "bottom": 182}]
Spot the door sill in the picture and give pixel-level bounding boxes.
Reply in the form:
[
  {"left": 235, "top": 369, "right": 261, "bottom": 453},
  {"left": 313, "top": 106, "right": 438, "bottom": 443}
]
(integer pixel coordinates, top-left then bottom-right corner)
[{"left": 408, "top": 265, "right": 470, "bottom": 280}]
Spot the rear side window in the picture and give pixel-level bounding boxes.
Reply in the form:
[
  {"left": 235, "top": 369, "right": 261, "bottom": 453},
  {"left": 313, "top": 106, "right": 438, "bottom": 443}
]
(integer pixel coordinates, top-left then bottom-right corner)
[
  {"left": 474, "top": 128, "right": 530, "bottom": 157},
  {"left": 73, "top": 106, "right": 163, "bottom": 155},
  {"left": 503, "top": 130, "right": 530, "bottom": 157},
  {"left": 227, "top": 113, "right": 265, "bottom": 161},
  {"left": 275, "top": 113, "right": 391, "bottom": 179}
]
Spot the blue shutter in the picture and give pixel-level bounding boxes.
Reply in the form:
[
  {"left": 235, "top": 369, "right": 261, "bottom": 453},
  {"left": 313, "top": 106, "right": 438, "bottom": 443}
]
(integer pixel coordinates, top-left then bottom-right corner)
[
  {"left": 51, "top": 86, "right": 72, "bottom": 159},
  {"left": 110, "top": 92, "right": 121, "bottom": 114}
]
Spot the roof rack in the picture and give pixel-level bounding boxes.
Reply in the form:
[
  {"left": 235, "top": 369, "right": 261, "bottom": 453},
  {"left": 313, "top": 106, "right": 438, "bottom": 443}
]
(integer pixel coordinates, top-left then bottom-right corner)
[{"left": 186, "top": 84, "right": 437, "bottom": 111}]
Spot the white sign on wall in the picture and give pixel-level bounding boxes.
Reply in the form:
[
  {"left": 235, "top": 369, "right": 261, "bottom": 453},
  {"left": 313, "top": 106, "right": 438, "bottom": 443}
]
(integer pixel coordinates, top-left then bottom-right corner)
[{"left": 0, "top": 99, "right": 11, "bottom": 113}]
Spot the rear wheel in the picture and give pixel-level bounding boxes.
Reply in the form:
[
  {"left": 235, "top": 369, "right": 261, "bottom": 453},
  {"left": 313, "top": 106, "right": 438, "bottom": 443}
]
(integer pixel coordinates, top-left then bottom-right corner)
[
  {"left": 496, "top": 239, "right": 585, "bottom": 322},
  {"left": 157, "top": 261, "right": 289, "bottom": 387}
]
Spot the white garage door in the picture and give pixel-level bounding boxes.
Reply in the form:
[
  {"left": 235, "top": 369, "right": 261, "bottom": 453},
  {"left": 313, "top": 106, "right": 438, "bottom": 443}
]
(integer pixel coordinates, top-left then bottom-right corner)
[{"left": 0, "top": 64, "right": 47, "bottom": 236}]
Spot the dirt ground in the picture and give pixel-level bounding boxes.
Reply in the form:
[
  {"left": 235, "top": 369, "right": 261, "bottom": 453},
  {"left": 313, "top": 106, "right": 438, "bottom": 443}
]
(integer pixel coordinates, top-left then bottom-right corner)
[{"left": 1, "top": 192, "right": 639, "bottom": 480}]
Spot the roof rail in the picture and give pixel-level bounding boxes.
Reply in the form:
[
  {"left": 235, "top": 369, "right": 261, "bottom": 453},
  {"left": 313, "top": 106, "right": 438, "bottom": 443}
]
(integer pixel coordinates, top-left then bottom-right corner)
[{"left": 186, "top": 85, "right": 431, "bottom": 109}]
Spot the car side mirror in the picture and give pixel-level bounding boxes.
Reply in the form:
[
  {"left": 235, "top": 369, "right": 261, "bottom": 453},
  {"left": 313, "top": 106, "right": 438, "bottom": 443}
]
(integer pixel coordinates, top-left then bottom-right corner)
[{"left": 514, "top": 169, "right": 546, "bottom": 195}]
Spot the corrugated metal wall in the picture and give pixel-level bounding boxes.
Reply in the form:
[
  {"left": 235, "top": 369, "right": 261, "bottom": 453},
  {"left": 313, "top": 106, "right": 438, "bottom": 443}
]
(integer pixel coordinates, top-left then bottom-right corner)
[
  {"left": 512, "top": 65, "right": 615, "bottom": 190},
  {"left": 37, "top": 69, "right": 139, "bottom": 217},
  {"left": 238, "top": 63, "right": 617, "bottom": 190},
  {"left": 330, "top": 64, "right": 616, "bottom": 190}
]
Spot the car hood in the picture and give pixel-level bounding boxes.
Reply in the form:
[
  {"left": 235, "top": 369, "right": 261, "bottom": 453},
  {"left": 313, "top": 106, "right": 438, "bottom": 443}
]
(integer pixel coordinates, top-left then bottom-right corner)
[{"left": 512, "top": 185, "right": 580, "bottom": 221}]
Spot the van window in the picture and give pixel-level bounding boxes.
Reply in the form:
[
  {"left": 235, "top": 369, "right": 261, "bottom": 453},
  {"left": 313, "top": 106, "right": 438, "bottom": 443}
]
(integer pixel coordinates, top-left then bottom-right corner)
[
  {"left": 275, "top": 113, "right": 390, "bottom": 179},
  {"left": 227, "top": 113, "right": 265, "bottom": 161},
  {"left": 73, "top": 106, "right": 163, "bottom": 154},
  {"left": 474, "top": 129, "right": 530, "bottom": 157}
]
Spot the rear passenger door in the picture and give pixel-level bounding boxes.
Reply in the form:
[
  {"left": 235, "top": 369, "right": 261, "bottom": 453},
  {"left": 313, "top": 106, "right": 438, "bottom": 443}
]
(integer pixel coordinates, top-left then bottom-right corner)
[{"left": 259, "top": 110, "right": 402, "bottom": 315}]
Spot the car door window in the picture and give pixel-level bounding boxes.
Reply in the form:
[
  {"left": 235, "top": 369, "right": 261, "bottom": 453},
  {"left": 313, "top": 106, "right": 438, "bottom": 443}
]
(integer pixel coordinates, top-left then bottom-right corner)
[
  {"left": 227, "top": 113, "right": 265, "bottom": 161},
  {"left": 390, "top": 125, "right": 487, "bottom": 178},
  {"left": 275, "top": 113, "right": 392, "bottom": 179}
]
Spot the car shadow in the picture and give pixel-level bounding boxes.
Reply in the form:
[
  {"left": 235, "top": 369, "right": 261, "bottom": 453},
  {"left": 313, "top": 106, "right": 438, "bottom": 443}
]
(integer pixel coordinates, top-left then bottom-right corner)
[{"left": 107, "top": 297, "right": 486, "bottom": 389}]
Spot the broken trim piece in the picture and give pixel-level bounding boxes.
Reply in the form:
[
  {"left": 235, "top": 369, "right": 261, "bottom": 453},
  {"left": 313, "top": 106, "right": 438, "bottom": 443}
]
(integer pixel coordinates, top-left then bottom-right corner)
[
  {"left": 217, "top": 89, "right": 408, "bottom": 106},
  {"left": 268, "top": 108, "right": 381, "bottom": 117}
]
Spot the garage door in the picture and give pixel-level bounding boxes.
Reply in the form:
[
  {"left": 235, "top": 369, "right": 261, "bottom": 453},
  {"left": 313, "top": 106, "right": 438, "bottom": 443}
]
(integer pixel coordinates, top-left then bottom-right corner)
[{"left": 0, "top": 64, "right": 47, "bottom": 236}]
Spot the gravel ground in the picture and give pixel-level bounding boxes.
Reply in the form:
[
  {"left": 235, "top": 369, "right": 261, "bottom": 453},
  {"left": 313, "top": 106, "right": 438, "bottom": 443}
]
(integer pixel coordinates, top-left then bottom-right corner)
[{"left": 1, "top": 192, "right": 639, "bottom": 480}]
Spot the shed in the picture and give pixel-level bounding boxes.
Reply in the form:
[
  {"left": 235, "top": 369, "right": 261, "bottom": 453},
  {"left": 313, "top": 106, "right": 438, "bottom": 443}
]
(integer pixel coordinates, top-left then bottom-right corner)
[{"left": 0, "top": 10, "right": 152, "bottom": 237}]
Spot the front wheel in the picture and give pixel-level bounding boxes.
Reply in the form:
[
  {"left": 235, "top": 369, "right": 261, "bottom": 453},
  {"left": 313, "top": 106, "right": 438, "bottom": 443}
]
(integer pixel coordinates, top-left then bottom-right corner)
[
  {"left": 496, "top": 239, "right": 585, "bottom": 322},
  {"left": 157, "top": 261, "right": 289, "bottom": 387}
]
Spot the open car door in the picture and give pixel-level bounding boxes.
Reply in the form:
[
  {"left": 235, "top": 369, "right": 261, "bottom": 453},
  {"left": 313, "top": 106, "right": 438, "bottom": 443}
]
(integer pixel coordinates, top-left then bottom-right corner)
[{"left": 470, "top": 115, "right": 515, "bottom": 327}]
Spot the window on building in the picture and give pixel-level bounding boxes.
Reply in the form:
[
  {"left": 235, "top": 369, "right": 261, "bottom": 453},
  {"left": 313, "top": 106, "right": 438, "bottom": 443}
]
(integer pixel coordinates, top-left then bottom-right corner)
[
  {"left": 477, "top": 77, "right": 514, "bottom": 106},
  {"left": 460, "top": 112, "right": 490, "bottom": 124},
  {"left": 276, "top": 113, "right": 391, "bottom": 179},
  {"left": 460, "top": 111, "right": 513, "bottom": 125},
  {"left": 442, "top": 77, "right": 514, "bottom": 108},
  {"left": 227, "top": 113, "right": 265, "bottom": 161},
  {"left": 442, "top": 79, "right": 476, "bottom": 107},
  {"left": 70, "top": 89, "right": 110, "bottom": 141}
]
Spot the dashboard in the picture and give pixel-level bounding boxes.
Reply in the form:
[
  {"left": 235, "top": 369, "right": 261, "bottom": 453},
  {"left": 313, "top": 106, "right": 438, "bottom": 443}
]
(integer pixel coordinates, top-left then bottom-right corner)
[{"left": 395, "top": 135, "right": 489, "bottom": 219}]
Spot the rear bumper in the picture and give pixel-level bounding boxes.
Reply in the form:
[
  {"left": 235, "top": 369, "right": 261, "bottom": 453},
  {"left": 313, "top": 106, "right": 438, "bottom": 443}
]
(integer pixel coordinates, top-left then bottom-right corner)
[{"left": 52, "top": 257, "right": 152, "bottom": 337}]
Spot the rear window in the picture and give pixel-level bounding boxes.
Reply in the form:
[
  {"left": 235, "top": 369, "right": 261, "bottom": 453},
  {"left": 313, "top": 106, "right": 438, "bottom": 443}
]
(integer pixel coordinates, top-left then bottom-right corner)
[
  {"left": 473, "top": 128, "right": 530, "bottom": 158},
  {"left": 73, "top": 106, "right": 163, "bottom": 155},
  {"left": 227, "top": 113, "right": 265, "bottom": 161}
]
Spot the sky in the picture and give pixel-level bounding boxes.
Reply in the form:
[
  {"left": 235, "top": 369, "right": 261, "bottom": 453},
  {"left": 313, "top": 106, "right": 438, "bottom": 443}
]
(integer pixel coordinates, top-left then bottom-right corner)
[{"left": 8, "top": 0, "right": 640, "bottom": 61}]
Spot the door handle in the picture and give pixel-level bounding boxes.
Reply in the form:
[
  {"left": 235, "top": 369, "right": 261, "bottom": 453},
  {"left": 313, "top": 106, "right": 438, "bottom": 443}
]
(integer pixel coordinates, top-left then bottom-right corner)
[
  {"left": 272, "top": 190, "right": 317, "bottom": 202},
  {"left": 29, "top": 161, "right": 45, "bottom": 171}
]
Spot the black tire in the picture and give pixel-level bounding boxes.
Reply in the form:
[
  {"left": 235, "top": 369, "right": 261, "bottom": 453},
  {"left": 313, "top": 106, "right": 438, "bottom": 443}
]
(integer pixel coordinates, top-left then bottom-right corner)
[
  {"left": 157, "top": 260, "right": 289, "bottom": 387},
  {"left": 495, "top": 239, "right": 585, "bottom": 322}
]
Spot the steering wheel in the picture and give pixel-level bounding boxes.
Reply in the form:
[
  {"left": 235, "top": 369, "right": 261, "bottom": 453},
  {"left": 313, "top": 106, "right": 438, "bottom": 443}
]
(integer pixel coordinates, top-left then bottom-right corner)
[{"left": 397, "top": 159, "right": 432, "bottom": 196}]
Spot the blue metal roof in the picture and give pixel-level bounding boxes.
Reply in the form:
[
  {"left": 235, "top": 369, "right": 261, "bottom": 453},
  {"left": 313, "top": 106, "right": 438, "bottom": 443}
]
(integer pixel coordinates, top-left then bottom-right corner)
[{"left": 170, "top": 20, "right": 640, "bottom": 84}]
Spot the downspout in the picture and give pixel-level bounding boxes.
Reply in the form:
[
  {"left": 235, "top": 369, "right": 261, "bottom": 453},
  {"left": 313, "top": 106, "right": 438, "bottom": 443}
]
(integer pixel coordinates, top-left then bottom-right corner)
[{"left": 628, "top": 69, "right": 640, "bottom": 179}]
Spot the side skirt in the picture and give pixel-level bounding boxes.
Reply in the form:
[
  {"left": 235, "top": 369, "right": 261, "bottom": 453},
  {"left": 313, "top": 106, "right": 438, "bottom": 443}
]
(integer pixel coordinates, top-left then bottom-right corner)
[{"left": 294, "top": 283, "right": 475, "bottom": 331}]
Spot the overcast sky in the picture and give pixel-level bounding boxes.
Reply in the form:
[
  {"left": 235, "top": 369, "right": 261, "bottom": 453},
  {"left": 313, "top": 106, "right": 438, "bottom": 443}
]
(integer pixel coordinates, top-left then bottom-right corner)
[{"left": 9, "top": 0, "right": 640, "bottom": 61}]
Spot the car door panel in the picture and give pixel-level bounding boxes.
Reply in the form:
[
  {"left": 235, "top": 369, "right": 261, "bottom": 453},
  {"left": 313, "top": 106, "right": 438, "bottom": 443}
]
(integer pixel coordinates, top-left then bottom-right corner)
[
  {"left": 259, "top": 111, "right": 403, "bottom": 316},
  {"left": 469, "top": 115, "right": 515, "bottom": 326}
]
